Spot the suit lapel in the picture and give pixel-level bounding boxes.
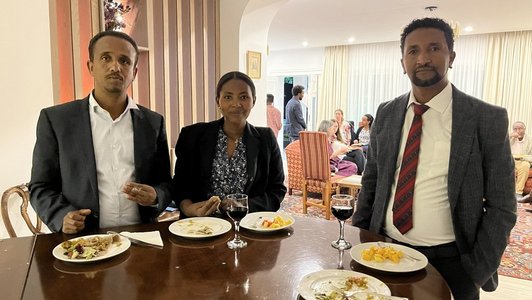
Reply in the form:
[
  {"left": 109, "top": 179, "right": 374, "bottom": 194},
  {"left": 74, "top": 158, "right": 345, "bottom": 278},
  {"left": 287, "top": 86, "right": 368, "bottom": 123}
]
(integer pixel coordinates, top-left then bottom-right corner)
[
  {"left": 199, "top": 120, "right": 221, "bottom": 181},
  {"left": 382, "top": 94, "right": 409, "bottom": 190},
  {"left": 78, "top": 98, "right": 99, "bottom": 202},
  {"left": 244, "top": 123, "right": 259, "bottom": 193},
  {"left": 448, "top": 86, "right": 478, "bottom": 210},
  {"left": 131, "top": 108, "right": 155, "bottom": 182}
]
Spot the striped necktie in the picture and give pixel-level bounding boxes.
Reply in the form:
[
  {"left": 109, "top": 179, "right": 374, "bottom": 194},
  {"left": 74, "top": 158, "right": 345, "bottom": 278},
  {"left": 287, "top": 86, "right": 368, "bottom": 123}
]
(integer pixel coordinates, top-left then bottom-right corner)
[{"left": 393, "top": 103, "right": 429, "bottom": 234}]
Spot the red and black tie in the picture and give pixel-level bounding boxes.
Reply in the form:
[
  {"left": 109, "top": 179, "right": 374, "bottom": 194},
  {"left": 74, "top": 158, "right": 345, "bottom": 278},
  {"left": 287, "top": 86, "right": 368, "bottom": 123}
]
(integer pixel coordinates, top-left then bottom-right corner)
[{"left": 393, "top": 103, "right": 429, "bottom": 234}]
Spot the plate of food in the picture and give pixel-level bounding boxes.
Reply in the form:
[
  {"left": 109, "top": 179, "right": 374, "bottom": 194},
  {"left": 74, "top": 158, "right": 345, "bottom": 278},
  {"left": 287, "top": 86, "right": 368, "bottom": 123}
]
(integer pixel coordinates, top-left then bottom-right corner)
[
  {"left": 52, "top": 233, "right": 131, "bottom": 263},
  {"left": 298, "top": 269, "right": 391, "bottom": 300},
  {"left": 350, "top": 242, "right": 428, "bottom": 273},
  {"left": 240, "top": 212, "right": 294, "bottom": 232},
  {"left": 168, "top": 217, "right": 232, "bottom": 239}
]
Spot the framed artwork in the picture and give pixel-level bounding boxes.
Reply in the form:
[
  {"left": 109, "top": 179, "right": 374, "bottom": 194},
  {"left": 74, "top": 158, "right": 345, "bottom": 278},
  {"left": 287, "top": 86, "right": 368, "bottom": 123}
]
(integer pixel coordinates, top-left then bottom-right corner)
[{"left": 246, "top": 51, "right": 261, "bottom": 79}]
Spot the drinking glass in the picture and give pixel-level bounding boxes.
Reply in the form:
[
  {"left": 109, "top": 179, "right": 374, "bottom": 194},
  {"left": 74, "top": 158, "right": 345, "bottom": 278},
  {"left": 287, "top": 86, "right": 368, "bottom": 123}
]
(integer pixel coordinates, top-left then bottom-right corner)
[
  {"left": 226, "top": 193, "right": 249, "bottom": 249},
  {"left": 331, "top": 194, "right": 354, "bottom": 250}
]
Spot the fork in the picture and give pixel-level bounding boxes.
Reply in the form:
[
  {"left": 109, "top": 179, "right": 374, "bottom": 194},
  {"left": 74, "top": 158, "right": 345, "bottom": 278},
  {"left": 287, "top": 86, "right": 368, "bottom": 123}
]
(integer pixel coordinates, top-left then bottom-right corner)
[{"left": 377, "top": 241, "right": 421, "bottom": 262}]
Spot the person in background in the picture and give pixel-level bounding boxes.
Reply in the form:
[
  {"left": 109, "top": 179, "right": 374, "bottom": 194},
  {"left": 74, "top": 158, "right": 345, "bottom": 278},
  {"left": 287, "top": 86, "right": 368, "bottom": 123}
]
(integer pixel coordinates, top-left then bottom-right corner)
[
  {"left": 317, "top": 119, "right": 357, "bottom": 177},
  {"left": 510, "top": 121, "right": 532, "bottom": 201},
  {"left": 30, "top": 31, "right": 172, "bottom": 234},
  {"left": 352, "top": 18, "right": 516, "bottom": 299},
  {"left": 352, "top": 113, "right": 373, "bottom": 155},
  {"left": 331, "top": 119, "right": 365, "bottom": 174},
  {"left": 173, "top": 71, "right": 286, "bottom": 218},
  {"left": 266, "top": 94, "right": 282, "bottom": 138},
  {"left": 285, "top": 85, "right": 306, "bottom": 141},
  {"left": 334, "top": 109, "right": 352, "bottom": 144}
]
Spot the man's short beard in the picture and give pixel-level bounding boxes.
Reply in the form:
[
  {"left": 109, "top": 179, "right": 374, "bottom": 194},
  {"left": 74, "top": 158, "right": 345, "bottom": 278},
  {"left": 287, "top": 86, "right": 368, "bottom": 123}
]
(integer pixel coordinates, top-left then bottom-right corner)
[{"left": 412, "top": 72, "right": 443, "bottom": 87}]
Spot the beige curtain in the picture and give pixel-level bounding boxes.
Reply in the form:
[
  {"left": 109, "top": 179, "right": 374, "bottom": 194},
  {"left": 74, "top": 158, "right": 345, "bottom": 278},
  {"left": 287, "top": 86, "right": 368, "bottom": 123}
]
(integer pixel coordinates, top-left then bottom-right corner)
[
  {"left": 317, "top": 46, "right": 349, "bottom": 127},
  {"left": 483, "top": 31, "right": 532, "bottom": 129}
]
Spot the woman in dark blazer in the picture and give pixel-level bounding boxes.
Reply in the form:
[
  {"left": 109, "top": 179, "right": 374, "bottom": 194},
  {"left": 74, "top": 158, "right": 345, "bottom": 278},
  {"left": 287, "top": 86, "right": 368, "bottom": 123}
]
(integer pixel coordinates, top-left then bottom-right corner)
[{"left": 172, "top": 71, "right": 286, "bottom": 218}]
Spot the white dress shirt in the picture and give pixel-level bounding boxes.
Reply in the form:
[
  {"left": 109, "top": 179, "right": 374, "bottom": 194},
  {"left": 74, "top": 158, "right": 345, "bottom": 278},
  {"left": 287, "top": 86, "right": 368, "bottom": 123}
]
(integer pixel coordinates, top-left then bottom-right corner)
[
  {"left": 384, "top": 83, "right": 456, "bottom": 246},
  {"left": 89, "top": 94, "right": 141, "bottom": 228}
]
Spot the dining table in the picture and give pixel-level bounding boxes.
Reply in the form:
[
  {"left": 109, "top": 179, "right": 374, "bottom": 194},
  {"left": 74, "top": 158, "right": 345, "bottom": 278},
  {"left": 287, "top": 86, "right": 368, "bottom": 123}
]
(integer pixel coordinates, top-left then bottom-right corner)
[{"left": 2, "top": 214, "right": 451, "bottom": 299}]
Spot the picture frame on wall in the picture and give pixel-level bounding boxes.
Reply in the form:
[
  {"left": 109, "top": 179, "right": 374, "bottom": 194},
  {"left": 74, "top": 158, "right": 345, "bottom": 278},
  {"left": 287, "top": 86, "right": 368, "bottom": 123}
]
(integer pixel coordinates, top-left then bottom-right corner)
[{"left": 247, "top": 51, "right": 261, "bottom": 79}]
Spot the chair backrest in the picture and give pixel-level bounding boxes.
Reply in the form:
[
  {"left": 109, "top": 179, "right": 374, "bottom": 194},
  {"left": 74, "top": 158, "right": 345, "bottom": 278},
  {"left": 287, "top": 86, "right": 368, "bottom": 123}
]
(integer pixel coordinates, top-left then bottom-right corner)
[
  {"left": 285, "top": 140, "right": 302, "bottom": 188},
  {"left": 1, "top": 183, "right": 42, "bottom": 238},
  {"left": 299, "top": 131, "right": 332, "bottom": 182}
]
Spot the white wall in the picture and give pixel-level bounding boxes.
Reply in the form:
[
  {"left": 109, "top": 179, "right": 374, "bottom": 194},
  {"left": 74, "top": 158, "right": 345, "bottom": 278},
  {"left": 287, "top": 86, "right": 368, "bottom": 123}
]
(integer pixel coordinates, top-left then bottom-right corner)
[
  {"left": 220, "top": 0, "right": 288, "bottom": 127},
  {"left": 0, "top": 1, "right": 54, "bottom": 238},
  {"left": 268, "top": 47, "right": 325, "bottom": 76}
]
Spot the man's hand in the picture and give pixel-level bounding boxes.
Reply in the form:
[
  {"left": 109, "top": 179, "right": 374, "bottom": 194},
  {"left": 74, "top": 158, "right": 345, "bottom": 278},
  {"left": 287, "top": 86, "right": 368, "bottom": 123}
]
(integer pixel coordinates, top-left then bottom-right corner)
[
  {"left": 62, "top": 209, "right": 91, "bottom": 234},
  {"left": 122, "top": 182, "right": 157, "bottom": 206}
]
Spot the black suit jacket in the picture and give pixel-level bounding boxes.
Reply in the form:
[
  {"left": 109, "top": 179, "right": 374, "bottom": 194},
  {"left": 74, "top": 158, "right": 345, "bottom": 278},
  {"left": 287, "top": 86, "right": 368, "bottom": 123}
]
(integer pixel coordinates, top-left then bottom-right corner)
[
  {"left": 30, "top": 96, "right": 172, "bottom": 232},
  {"left": 172, "top": 118, "right": 286, "bottom": 216}
]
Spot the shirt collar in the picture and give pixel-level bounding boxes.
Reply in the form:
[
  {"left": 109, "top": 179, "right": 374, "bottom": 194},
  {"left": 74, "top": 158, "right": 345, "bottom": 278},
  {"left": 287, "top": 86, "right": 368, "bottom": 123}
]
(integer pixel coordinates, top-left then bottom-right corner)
[
  {"left": 407, "top": 82, "right": 452, "bottom": 113},
  {"left": 89, "top": 91, "right": 139, "bottom": 113}
]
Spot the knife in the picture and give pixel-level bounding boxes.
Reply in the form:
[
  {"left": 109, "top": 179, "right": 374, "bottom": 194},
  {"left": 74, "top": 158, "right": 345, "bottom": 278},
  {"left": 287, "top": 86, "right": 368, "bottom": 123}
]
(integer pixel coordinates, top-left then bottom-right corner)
[{"left": 107, "top": 231, "right": 163, "bottom": 249}]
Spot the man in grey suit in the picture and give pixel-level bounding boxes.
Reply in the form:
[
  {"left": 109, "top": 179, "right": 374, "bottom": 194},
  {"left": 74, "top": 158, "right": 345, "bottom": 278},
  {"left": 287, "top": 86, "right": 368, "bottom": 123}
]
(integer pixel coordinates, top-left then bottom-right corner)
[
  {"left": 30, "top": 31, "right": 172, "bottom": 234},
  {"left": 352, "top": 18, "right": 516, "bottom": 300},
  {"left": 285, "top": 85, "right": 306, "bottom": 141}
]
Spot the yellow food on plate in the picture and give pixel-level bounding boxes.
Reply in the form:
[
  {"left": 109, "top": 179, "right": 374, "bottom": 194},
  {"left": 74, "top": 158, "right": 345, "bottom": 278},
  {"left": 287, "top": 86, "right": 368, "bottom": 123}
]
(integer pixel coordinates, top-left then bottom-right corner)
[
  {"left": 361, "top": 245, "right": 404, "bottom": 264},
  {"left": 260, "top": 215, "right": 292, "bottom": 229}
]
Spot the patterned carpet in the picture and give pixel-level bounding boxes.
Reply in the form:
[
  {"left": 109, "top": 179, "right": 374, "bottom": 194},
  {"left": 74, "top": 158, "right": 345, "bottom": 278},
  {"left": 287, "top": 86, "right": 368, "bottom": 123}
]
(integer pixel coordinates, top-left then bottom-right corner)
[{"left": 280, "top": 192, "right": 531, "bottom": 281}]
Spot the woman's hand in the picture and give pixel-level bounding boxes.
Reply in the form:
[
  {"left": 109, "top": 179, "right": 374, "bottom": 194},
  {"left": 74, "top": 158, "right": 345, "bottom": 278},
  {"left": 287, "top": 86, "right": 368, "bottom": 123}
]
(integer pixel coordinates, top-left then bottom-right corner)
[{"left": 180, "top": 197, "right": 221, "bottom": 217}]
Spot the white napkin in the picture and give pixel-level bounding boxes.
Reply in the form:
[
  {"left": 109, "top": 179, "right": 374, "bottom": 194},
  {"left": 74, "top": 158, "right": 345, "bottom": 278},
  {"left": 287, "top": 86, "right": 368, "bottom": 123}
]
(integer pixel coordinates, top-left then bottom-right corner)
[{"left": 120, "top": 231, "right": 164, "bottom": 247}]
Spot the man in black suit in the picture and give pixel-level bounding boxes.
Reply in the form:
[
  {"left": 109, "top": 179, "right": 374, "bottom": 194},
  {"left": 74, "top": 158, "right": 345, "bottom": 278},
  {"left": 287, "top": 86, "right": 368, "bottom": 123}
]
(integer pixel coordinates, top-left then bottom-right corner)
[
  {"left": 30, "top": 31, "right": 172, "bottom": 234},
  {"left": 353, "top": 18, "right": 516, "bottom": 299}
]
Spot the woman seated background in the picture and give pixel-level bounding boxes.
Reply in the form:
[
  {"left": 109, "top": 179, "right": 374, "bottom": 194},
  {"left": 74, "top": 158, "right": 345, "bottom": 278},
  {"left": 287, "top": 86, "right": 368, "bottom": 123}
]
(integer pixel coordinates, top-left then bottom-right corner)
[
  {"left": 330, "top": 119, "right": 365, "bottom": 174},
  {"left": 172, "top": 71, "right": 286, "bottom": 218},
  {"left": 318, "top": 119, "right": 358, "bottom": 177},
  {"left": 334, "top": 109, "right": 352, "bottom": 144},
  {"left": 351, "top": 114, "right": 373, "bottom": 156}
]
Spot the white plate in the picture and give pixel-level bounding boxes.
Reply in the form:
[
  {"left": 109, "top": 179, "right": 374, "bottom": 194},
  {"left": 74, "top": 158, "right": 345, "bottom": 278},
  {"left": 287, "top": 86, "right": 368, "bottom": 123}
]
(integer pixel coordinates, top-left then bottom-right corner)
[
  {"left": 298, "top": 269, "right": 391, "bottom": 300},
  {"left": 52, "top": 234, "right": 131, "bottom": 263},
  {"left": 240, "top": 212, "right": 295, "bottom": 232},
  {"left": 168, "top": 217, "right": 232, "bottom": 239},
  {"left": 350, "top": 242, "right": 428, "bottom": 273}
]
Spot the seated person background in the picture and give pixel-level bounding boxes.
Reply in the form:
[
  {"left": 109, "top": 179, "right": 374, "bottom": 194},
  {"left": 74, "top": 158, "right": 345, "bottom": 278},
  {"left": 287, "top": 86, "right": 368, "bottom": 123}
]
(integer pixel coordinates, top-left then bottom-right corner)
[
  {"left": 510, "top": 121, "right": 532, "bottom": 199},
  {"left": 351, "top": 114, "right": 373, "bottom": 155},
  {"left": 172, "top": 71, "right": 286, "bottom": 218},
  {"left": 30, "top": 31, "right": 172, "bottom": 234},
  {"left": 317, "top": 119, "right": 358, "bottom": 177},
  {"left": 334, "top": 108, "right": 352, "bottom": 144},
  {"left": 331, "top": 119, "right": 365, "bottom": 174}
]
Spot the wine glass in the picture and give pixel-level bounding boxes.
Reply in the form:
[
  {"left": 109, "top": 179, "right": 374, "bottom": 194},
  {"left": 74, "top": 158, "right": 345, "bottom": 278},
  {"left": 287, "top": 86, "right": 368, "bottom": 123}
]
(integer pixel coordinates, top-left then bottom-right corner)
[
  {"left": 331, "top": 194, "right": 354, "bottom": 250},
  {"left": 226, "top": 193, "right": 249, "bottom": 249}
]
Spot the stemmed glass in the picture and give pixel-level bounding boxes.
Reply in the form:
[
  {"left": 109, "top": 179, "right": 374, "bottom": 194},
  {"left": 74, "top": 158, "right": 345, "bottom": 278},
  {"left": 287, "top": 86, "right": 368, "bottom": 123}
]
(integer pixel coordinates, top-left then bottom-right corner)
[
  {"left": 331, "top": 194, "right": 354, "bottom": 250},
  {"left": 226, "top": 193, "right": 249, "bottom": 249}
]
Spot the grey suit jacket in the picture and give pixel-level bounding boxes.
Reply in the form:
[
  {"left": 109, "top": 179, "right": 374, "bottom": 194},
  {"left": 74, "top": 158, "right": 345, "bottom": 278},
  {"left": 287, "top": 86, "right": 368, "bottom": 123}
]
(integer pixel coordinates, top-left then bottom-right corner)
[
  {"left": 30, "top": 96, "right": 172, "bottom": 232},
  {"left": 285, "top": 97, "right": 306, "bottom": 139},
  {"left": 353, "top": 86, "right": 516, "bottom": 290}
]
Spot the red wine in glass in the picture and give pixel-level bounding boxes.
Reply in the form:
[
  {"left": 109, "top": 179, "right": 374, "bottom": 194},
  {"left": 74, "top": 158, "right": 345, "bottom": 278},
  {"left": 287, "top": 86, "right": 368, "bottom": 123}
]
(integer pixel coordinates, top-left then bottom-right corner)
[
  {"left": 331, "top": 205, "right": 353, "bottom": 221},
  {"left": 227, "top": 207, "right": 248, "bottom": 222}
]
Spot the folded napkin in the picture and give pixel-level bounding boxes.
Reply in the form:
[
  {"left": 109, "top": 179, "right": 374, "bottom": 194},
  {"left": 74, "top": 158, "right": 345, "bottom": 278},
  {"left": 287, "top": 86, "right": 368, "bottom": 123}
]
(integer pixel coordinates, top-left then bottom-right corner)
[{"left": 120, "top": 231, "right": 164, "bottom": 247}]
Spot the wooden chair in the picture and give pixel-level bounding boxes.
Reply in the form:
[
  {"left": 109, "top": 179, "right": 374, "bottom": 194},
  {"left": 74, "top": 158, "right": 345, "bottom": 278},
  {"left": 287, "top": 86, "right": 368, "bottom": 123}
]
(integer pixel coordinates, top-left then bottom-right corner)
[
  {"left": 285, "top": 140, "right": 323, "bottom": 195},
  {"left": 299, "top": 131, "right": 345, "bottom": 220},
  {"left": 1, "top": 183, "right": 43, "bottom": 238}
]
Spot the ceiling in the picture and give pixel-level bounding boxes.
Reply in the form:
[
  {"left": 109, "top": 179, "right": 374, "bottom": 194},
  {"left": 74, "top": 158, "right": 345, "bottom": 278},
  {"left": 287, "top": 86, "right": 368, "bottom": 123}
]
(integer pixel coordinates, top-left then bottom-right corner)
[{"left": 267, "top": 0, "right": 532, "bottom": 51}]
